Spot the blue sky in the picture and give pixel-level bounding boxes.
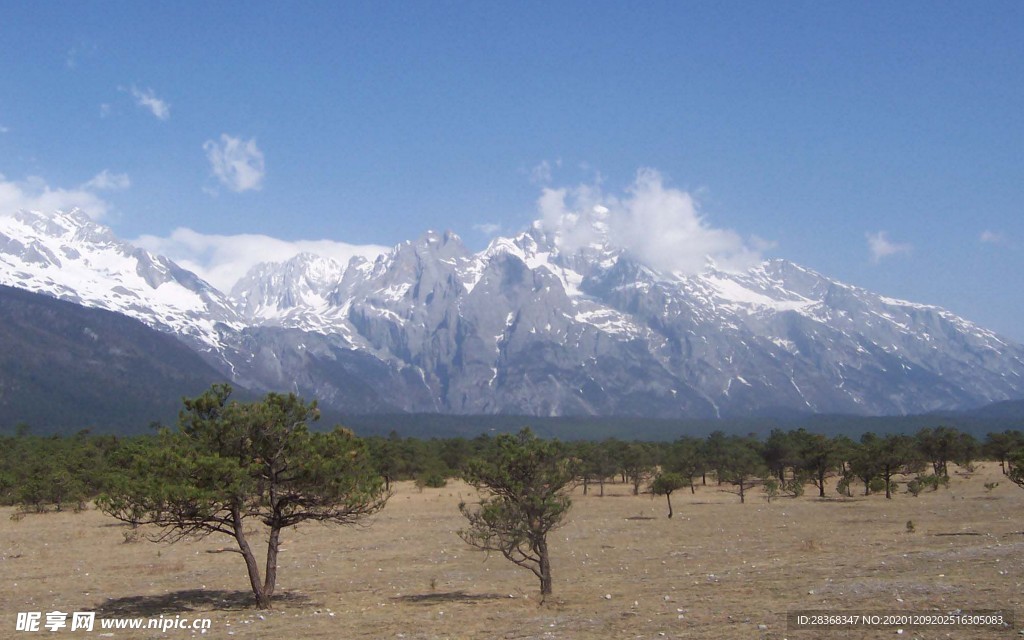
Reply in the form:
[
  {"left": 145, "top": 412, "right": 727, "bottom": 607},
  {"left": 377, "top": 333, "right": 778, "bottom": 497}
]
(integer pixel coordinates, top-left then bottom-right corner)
[{"left": 1, "top": 2, "right": 1022, "bottom": 339}]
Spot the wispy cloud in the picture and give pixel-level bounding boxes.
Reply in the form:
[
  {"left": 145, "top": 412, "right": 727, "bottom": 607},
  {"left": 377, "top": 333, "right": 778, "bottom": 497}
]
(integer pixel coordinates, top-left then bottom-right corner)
[
  {"left": 473, "top": 222, "right": 502, "bottom": 236},
  {"left": 529, "top": 159, "right": 561, "bottom": 185},
  {"left": 203, "top": 134, "right": 265, "bottom": 193},
  {"left": 979, "top": 230, "right": 1009, "bottom": 246},
  {"left": 129, "top": 86, "right": 170, "bottom": 120},
  {"left": 866, "top": 231, "right": 912, "bottom": 263},
  {"left": 134, "top": 228, "right": 387, "bottom": 293},
  {"left": 0, "top": 172, "right": 128, "bottom": 220},
  {"left": 82, "top": 170, "right": 130, "bottom": 191},
  {"left": 0, "top": 125, "right": 9, "bottom": 134},
  {"left": 538, "top": 168, "right": 762, "bottom": 274}
]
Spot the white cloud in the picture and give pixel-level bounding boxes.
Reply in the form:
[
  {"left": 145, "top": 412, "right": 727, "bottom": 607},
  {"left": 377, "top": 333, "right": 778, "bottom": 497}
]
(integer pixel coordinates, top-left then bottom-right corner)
[
  {"left": 866, "top": 231, "right": 912, "bottom": 263},
  {"left": 979, "top": 230, "right": 1009, "bottom": 246},
  {"left": 0, "top": 125, "right": 9, "bottom": 134},
  {"left": 473, "top": 222, "right": 502, "bottom": 236},
  {"left": 538, "top": 168, "right": 762, "bottom": 274},
  {"left": 204, "top": 135, "right": 265, "bottom": 193},
  {"left": 82, "top": 170, "right": 130, "bottom": 191},
  {"left": 129, "top": 86, "right": 170, "bottom": 120},
  {"left": 134, "top": 228, "right": 388, "bottom": 293},
  {"left": 0, "top": 173, "right": 126, "bottom": 220}
]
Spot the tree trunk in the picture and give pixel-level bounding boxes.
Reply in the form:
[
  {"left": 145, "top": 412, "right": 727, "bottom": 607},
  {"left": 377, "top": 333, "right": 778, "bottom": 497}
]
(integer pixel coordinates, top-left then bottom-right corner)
[
  {"left": 263, "top": 525, "right": 281, "bottom": 601},
  {"left": 232, "top": 507, "right": 271, "bottom": 609},
  {"left": 599, "top": 477, "right": 605, "bottom": 497},
  {"left": 817, "top": 469, "right": 826, "bottom": 497},
  {"left": 665, "top": 493, "right": 673, "bottom": 519},
  {"left": 738, "top": 480, "right": 745, "bottom": 504},
  {"left": 537, "top": 538, "right": 553, "bottom": 597}
]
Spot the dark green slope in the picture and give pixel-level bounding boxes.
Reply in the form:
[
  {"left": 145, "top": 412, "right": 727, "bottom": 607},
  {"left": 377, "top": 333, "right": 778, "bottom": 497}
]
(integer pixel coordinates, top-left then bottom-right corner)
[{"left": 0, "top": 285, "right": 232, "bottom": 434}]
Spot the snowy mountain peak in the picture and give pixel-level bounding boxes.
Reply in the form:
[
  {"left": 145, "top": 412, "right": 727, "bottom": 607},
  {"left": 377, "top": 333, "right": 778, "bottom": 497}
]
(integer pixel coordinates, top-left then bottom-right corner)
[
  {"left": 230, "top": 253, "right": 345, "bottom": 320},
  {"left": 0, "top": 209, "right": 241, "bottom": 357},
  {"left": 2, "top": 209, "right": 1023, "bottom": 419}
]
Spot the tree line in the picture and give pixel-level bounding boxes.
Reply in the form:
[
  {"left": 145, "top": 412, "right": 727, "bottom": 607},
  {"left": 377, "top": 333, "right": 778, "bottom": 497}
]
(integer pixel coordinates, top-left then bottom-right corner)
[
  {"left": 3, "top": 386, "right": 1024, "bottom": 609},
  {"left": 5, "top": 417, "right": 1024, "bottom": 515}
]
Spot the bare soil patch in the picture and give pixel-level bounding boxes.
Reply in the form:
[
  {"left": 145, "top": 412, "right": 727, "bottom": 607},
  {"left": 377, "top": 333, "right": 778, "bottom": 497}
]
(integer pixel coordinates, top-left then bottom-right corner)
[{"left": 2, "top": 464, "right": 1021, "bottom": 639}]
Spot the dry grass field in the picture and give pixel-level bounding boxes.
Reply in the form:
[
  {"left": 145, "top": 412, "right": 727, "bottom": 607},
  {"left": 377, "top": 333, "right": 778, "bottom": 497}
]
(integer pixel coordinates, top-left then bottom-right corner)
[{"left": 2, "top": 463, "right": 1022, "bottom": 639}]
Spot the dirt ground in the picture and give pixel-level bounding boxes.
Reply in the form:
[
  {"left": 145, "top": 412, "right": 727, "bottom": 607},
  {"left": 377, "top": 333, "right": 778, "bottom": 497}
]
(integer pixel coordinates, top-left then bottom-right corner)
[{"left": 1, "top": 463, "right": 1021, "bottom": 639}]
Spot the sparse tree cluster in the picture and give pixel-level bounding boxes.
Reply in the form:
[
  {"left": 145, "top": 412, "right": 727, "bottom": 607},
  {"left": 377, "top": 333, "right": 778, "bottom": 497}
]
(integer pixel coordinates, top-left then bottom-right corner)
[{"left": 4, "top": 402, "right": 1023, "bottom": 606}]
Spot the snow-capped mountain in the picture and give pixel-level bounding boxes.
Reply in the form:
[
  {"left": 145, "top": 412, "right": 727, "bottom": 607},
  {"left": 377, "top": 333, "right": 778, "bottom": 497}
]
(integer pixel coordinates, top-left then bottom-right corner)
[
  {"left": 0, "top": 209, "right": 243, "bottom": 359},
  {"left": 229, "top": 211, "right": 1024, "bottom": 417},
  {"left": 3, "top": 207, "right": 1024, "bottom": 419}
]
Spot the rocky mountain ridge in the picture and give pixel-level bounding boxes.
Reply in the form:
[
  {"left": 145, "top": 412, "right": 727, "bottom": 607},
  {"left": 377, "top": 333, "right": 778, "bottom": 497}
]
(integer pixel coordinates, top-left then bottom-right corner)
[{"left": 2, "top": 208, "right": 1022, "bottom": 418}]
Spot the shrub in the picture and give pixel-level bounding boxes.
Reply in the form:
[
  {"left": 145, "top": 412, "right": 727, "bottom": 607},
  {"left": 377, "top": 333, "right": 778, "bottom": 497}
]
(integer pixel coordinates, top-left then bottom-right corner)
[
  {"left": 416, "top": 471, "right": 448, "bottom": 490},
  {"left": 906, "top": 478, "right": 923, "bottom": 497}
]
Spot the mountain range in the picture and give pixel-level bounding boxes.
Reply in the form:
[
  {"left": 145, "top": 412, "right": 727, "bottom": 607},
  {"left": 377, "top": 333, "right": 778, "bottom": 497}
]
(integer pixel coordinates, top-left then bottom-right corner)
[{"left": 1, "top": 207, "right": 1023, "bottom": 428}]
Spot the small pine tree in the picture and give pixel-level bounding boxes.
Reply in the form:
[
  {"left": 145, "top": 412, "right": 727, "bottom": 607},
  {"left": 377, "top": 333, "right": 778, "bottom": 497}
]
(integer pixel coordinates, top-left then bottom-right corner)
[
  {"left": 650, "top": 472, "right": 687, "bottom": 517},
  {"left": 458, "top": 429, "right": 576, "bottom": 599}
]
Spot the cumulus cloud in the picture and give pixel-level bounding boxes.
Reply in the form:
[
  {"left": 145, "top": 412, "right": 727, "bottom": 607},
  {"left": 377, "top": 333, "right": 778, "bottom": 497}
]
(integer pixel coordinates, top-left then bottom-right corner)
[
  {"left": 134, "top": 228, "right": 388, "bottom": 293},
  {"left": 866, "top": 231, "right": 912, "bottom": 263},
  {"left": 538, "top": 168, "right": 762, "bottom": 274},
  {"left": 204, "top": 135, "right": 265, "bottom": 193},
  {"left": 0, "top": 172, "right": 127, "bottom": 220},
  {"left": 129, "top": 86, "right": 170, "bottom": 120}
]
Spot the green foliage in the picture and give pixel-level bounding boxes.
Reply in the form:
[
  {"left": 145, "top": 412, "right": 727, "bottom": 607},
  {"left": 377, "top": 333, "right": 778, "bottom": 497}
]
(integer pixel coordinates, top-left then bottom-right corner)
[
  {"left": 661, "top": 436, "right": 704, "bottom": 495},
  {"left": 458, "top": 429, "right": 576, "bottom": 597},
  {"left": 984, "top": 430, "right": 1024, "bottom": 475},
  {"left": 650, "top": 472, "right": 687, "bottom": 496},
  {"left": 916, "top": 474, "right": 950, "bottom": 492},
  {"left": 836, "top": 476, "right": 852, "bottom": 497},
  {"left": 716, "top": 435, "right": 766, "bottom": 503},
  {"left": 784, "top": 477, "right": 806, "bottom": 498},
  {"left": 650, "top": 472, "right": 687, "bottom": 517},
  {"left": 0, "top": 431, "right": 118, "bottom": 512},
  {"left": 98, "top": 384, "right": 389, "bottom": 609},
  {"left": 415, "top": 470, "right": 448, "bottom": 490},
  {"left": 791, "top": 429, "right": 843, "bottom": 498},
  {"left": 906, "top": 478, "right": 923, "bottom": 497},
  {"left": 618, "top": 442, "right": 656, "bottom": 495},
  {"left": 1007, "top": 449, "right": 1024, "bottom": 489},
  {"left": 915, "top": 426, "right": 977, "bottom": 478},
  {"left": 762, "top": 478, "right": 780, "bottom": 503},
  {"left": 862, "top": 433, "right": 920, "bottom": 499}
]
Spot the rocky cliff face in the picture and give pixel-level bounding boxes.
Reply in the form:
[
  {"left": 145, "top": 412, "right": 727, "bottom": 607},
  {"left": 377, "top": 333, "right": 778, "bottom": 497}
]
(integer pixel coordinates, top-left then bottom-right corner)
[{"left": 3, "top": 208, "right": 1023, "bottom": 418}]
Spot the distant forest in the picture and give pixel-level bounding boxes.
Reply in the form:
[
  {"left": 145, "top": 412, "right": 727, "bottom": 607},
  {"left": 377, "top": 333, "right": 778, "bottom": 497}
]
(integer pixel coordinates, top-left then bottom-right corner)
[{"left": 335, "top": 405, "right": 1024, "bottom": 441}]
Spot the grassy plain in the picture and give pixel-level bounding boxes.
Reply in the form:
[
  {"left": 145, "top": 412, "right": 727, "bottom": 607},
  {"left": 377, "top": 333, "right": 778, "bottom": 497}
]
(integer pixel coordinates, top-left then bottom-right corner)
[{"left": 1, "top": 463, "right": 1022, "bottom": 639}]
